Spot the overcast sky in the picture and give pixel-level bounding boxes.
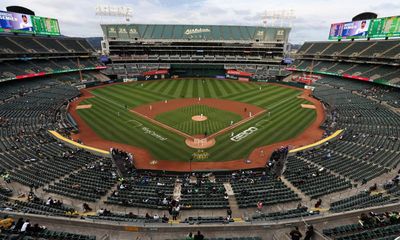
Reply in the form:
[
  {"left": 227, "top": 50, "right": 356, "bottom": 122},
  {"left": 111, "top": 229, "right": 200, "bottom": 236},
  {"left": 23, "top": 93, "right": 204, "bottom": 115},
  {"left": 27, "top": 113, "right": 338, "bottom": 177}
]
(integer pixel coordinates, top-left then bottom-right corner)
[{"left": 1, "top": 0, "right": 399, "bottom": 43}]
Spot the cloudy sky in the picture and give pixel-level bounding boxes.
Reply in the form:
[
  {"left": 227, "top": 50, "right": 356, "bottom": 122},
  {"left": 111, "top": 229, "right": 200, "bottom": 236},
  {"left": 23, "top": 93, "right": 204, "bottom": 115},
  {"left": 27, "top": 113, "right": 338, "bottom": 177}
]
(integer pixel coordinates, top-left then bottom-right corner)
[{"left": 1, "top": 0, "right": 399, "bottom": 43}]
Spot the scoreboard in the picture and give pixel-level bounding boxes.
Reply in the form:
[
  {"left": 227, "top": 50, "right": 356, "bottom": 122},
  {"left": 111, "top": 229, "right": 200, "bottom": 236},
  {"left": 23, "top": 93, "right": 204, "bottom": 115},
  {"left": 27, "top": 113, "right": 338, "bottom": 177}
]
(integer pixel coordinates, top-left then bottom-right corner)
[
  {"left": 369, "top": 16, "right": 400, "bottom": 38},
  {"left": 31, "top": 16, "right": 60, "bottom": 35}
]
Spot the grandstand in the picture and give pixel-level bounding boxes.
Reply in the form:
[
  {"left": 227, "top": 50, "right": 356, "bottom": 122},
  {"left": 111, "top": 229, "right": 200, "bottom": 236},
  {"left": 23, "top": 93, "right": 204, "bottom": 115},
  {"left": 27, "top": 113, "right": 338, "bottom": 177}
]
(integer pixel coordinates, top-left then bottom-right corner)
[
  {"left": 289, "top": 39, "right": 400, "bottom": 87},
  {"left": 101, "top": 24, "right": 291, "bottom": 81},
  {"left": 1, "top": 3, "right": 400, "bottom": 240}
]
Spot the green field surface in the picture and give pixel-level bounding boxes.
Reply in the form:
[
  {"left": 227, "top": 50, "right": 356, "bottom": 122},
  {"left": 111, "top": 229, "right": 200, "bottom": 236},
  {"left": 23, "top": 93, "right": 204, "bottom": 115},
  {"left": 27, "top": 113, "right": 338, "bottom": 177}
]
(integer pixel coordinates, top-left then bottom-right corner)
[
  {"left": 76, "top": 79, "right": 317, "bottom": 162},
  {"left": 155, "top": 105, "right": 242, "bottom": 135}
]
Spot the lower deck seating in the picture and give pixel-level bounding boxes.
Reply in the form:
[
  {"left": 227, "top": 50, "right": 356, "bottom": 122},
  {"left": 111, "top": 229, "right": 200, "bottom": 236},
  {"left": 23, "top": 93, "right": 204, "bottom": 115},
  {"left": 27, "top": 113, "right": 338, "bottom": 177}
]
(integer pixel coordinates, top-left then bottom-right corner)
[
  {"left": 323, "top": 212, "right": 400, "bottom": 240},
  {"left": 252, "top": 207, "right": 319, "bottom": 222},
  {"left": 330, "top": 191, "right": 396, "bottom": 212},
  {"left": 231, "top": 172, "right": 300, "bottom": 208}
]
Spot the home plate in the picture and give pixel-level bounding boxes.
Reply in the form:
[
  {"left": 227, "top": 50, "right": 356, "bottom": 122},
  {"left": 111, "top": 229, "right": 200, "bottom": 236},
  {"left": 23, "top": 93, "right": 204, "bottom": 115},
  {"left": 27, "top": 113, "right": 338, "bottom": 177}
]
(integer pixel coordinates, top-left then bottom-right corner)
[
  {"left": 76, "top": 104, "right": 92, "bottom": 109},
  {"left": 301, "top": 104, "right": 316, "bottom": 109}
]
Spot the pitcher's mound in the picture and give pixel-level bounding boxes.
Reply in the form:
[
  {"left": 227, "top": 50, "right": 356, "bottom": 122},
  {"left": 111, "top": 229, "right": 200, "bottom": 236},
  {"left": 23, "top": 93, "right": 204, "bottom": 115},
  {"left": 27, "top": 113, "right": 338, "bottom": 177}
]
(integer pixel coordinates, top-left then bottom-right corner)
[
  {"left": 192, "top": 115, "right": 208, "bottom": 121},
  {"left": 186, "top": 138, "right": 216, "bottom": 149}
]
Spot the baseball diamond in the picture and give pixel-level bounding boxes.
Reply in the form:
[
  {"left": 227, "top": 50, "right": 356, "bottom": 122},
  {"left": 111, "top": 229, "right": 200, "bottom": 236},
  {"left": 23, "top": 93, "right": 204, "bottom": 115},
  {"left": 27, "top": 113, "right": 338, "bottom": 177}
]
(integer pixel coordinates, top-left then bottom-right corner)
[{"left": 70, "top": 78, "right": 323, "bottom": 170}]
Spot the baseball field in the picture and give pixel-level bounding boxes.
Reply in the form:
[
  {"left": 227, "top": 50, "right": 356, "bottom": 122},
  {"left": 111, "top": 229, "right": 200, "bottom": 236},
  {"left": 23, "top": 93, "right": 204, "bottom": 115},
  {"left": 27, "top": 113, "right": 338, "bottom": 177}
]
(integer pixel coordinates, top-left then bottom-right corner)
[{"left": 72, "top": 79, "right": 320, "bottom": 165}]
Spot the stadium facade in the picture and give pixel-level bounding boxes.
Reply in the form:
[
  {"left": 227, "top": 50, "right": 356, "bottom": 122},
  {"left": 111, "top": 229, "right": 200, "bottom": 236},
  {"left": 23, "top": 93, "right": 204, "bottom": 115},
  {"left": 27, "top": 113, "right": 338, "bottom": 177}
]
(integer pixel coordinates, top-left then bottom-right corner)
[{"left": 101, "top": 24, "right": 291, "bottom": 81}]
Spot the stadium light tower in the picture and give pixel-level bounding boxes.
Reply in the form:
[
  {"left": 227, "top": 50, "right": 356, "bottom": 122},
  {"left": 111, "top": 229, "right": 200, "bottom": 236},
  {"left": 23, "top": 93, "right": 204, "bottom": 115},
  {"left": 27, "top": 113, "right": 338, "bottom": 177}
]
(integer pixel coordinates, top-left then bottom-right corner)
[
  {"left": 261, "top": 9, "right": 296, "bottom": 27},
  {"left": 95, "top": 4, "right": 133, "bottom": 22}
]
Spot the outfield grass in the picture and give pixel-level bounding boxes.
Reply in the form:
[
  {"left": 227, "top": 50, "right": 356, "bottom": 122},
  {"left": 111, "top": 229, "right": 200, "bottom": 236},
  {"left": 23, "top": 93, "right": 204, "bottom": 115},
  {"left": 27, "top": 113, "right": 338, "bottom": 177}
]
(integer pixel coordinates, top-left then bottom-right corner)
[
  {"left": 77, "top": 79, "right": 317, "bottom": 162},
  {"left": 155, "top": 105, "right": 242, "bottom": 135}
]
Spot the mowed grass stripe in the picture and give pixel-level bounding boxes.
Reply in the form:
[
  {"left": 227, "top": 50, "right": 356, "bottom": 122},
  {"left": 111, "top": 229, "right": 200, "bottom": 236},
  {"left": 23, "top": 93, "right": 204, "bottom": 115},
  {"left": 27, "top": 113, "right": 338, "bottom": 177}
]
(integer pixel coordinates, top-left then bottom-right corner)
[
  {"left": 223, "top": 84, "right": 278, "bottom": 99},
  {"left": 227, "top": 80, "right": 247, "bottom": 93},
  {"left": 253, "top": 90, "right": 300, "bottom": 108},
  {"left": 186, "top": 80, "right": 195, "bottom": 97},
  {"left": 93, "top": 88, "right": 152, "bottom": 107},
  {"left": 206, "top": 80, "right": 218, "bottom": 98},
  {"left": 96, "top": 86, "right": 166, "bottom": 106},
  {"left": 118, "top": 84, "right": 171, "bottom": 101},
  {"left": 209, "top": 98, "right": 305, "bottom": 160},
  {"left": 165, "top": 79, "right": 182, "bottom": 96},
  {"left": 173, "top": 80, "right": 186, "bottom": 98},
  {"left": 209, "top": 79, "right": 223, "bottom": 97},
  {"left": 226, "top": 85, "right": 285, "bottom": 102},
  {"left": 232, "top": 86, "right": 296, "bottom": 103},
  {"left": 148, "top": 79, "right": 171, "bottom": 93},
  {"left": 217, "top": 79, "right": 233, "bottom": 96},
  {"left": 83, "top": 98, "right": 191, "bottom": 160},
  {"left": 192, "top": 79, "right": 199, "bottom": 97},
  {"left": 203, "top": 80, "right": 212, "bottom": 98},
  {"left": 197, "top": 80, "right": 206, "bottom": 98}
]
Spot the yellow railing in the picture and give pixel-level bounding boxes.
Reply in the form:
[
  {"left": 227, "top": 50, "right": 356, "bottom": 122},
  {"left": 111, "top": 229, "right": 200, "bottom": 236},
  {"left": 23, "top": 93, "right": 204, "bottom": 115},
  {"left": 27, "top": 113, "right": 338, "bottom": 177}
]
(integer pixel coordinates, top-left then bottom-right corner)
[
  {"left": 289, "top": 129, "right": 344, "bottom": 153},
  {"left": 48, "top": 130, "right": 109, "bottom": 155}
]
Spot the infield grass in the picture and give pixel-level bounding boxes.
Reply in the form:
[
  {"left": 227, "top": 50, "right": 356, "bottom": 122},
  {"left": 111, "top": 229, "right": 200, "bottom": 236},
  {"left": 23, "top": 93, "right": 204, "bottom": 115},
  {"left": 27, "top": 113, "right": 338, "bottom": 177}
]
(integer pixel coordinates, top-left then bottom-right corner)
[{"left": 155, "top": 105, "right": 242, "bottom": 135}]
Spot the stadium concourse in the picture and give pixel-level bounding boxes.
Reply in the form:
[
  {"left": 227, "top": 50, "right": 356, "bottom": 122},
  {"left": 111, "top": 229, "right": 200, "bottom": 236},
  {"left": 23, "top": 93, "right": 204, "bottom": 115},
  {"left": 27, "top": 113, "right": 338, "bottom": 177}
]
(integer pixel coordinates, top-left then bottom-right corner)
[{"left": 0, "top": 7, "right": 400, "bottom": 240}]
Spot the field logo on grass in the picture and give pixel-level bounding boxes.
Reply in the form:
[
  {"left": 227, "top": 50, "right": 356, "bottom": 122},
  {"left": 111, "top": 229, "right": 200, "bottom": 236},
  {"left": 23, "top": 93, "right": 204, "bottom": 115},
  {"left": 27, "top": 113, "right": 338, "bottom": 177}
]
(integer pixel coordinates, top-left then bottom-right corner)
[
  {"left": 192, "top": 150, "right": 209, "bottom": 160},
  {"left": 142, "top": 127, "right": 168, "bottom": 141},
  {"left": 230, "top": 127, "right": 258, "bottom": 142}
]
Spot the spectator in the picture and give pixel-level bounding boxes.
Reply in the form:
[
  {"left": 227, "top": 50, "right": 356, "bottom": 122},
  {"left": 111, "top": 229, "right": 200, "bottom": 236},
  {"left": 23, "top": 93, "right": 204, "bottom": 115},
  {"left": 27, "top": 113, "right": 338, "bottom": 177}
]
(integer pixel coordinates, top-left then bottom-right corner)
[
  {"left": 161, "top": 214, "right": 169, "bottom": 223},
  {"left": 29, "top": 223, "right": 44, "bottom": 236},
  {"left": 13, "top": 218, "right": 24, "bottom": 231},
  {"left": 20, "top": 219, "right": 30, "bottom": 233},
  {"left": 186, "top": 232, "right": 194, "bottom": 240},
  {"left": 82, "top": 203, "right": 92, "bottom": 212},
  {"left": 194, "top": 230, "right": 205, "bottom": 240},
  {"left": 0, "top": 215, "right": 14, "bottom": 230},
  {"left": 289, "top": 226, "right": 302, "bottom": 240},
  {"left": 257, "top": 200, "right": 263, "bottom": 213},
  {"left": 227, "top": 209, "right": 232, "bottom": 220},
  {"left": 314, "top": 199, "right": 322, "bottom": 208},
  {"left": 304, "top": 225, "right": 314, "bottom": 240},
  {"left": 97, "top": 208, "right": 105, "bottom": 216}
]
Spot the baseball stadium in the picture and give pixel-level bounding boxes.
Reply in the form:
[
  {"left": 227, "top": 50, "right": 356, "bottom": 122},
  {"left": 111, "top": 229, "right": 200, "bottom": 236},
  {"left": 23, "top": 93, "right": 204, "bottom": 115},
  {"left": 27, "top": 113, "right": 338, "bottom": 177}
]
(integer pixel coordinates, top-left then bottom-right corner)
[{"left": 0, "top": 2, "right": 399, "bottom": 240}]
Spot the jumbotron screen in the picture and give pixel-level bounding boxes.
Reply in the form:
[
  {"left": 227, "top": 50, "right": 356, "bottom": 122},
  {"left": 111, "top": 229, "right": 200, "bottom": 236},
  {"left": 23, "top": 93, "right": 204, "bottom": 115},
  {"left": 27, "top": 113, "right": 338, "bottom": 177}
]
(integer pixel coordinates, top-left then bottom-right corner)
[
  {"left": 329, "top": 20, "right": 371, "bottom": 40},
  {"left": 0, "top": 10, "right": 60, "bottom": 35},
  {"left": 329, "top": 15, "right": 400, "bottom": 40},
  {"left": 0, "top": 10, "right": 34, "bottom": 33}
]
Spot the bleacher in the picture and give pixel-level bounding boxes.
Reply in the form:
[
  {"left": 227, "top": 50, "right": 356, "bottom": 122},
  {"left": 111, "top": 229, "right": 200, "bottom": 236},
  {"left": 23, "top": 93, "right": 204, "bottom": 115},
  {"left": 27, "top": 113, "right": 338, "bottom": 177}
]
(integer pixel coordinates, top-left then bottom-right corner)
[
  {"left": 291, "top": 39, "right": 400, "bottom": 88},
  {"left": 102, "top": 24, "right": 289, "bottom": 80}
]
